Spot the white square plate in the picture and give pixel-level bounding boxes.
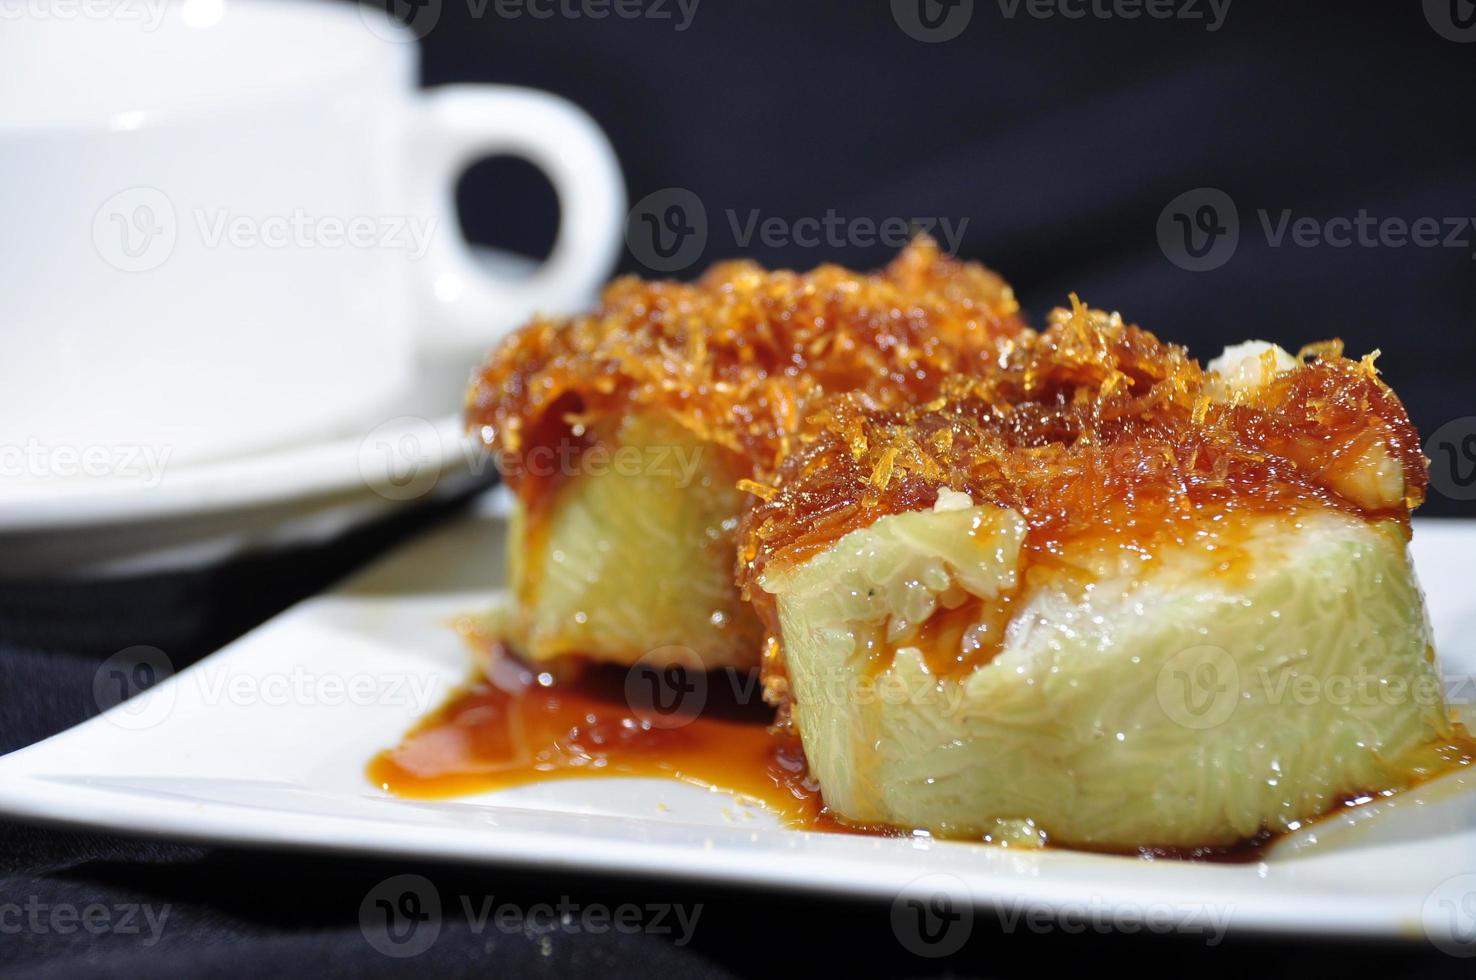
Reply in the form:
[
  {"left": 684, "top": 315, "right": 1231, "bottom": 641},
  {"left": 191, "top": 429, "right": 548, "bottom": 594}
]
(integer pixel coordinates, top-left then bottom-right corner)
[{"left": 2, "top": 497, "right": 1475, "bottom": 945}]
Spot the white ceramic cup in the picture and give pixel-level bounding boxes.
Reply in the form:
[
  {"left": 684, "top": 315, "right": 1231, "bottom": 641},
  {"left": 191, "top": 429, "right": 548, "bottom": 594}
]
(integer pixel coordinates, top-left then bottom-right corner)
[{"left": 0, "top": 0, "right": 625, "bottom": 466}]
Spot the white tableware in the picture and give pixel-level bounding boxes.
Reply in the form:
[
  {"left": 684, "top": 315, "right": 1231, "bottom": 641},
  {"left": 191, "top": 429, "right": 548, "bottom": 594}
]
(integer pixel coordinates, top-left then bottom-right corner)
[
  {"left": 0, "top": 0, "right": 624, "bottom": 466},
  {"left": 0, "top": 503, "right": 1473, "bottom": 947},
  {"left": 0, "top": 248, "right": 555, "bottom": 578}
]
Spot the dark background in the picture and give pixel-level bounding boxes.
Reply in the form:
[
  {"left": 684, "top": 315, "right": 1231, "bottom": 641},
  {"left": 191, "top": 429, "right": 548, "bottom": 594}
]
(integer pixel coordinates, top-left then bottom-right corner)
[
  {"left": 449, "top": 0, "right": 1476, "bottom": 515},
  {"left": 4, "top": 3, "right": 1475, "bottom": 978}
]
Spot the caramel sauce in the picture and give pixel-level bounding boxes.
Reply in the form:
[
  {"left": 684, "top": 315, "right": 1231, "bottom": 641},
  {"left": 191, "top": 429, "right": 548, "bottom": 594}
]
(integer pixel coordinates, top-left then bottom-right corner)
[
  {"left": 741, "top": 304, "right": 1427, "bottom": 586},
  {"left": 466, "top": 237, "right": 1025, "bottom": 499},
  {"left": 904, "top": 594, "right": 1012, "bottom": 676},
  {"left": 370, "top": 633, "right": 1474, "bottom": 863},
  {"left": 369, "top": 656, "right": 829, "bottom": 826}
]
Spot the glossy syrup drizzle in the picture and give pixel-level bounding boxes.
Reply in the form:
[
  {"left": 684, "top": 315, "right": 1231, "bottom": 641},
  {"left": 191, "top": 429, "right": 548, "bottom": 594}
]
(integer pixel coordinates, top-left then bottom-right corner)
[
  {"left": 368, "top": 625, "right": 1472, "bottom": 861},
  {"left": 370, "top": 637, "right": 825, "bottom": 825}
]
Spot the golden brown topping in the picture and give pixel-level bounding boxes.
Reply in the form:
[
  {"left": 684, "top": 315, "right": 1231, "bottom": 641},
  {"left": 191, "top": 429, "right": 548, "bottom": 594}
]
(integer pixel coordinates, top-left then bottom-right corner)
[
  {"left": 465, "top": 238, "right": 1025, "bottom": 495},
  {"left": 737, "top": 297, "right": 1429, "bottom": 595}
]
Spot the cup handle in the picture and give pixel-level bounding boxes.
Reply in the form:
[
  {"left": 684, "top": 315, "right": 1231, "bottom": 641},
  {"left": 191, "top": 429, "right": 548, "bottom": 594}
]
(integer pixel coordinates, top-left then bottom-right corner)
[{"left": 403, "top": 85, "right": 625, "bottom": 352}]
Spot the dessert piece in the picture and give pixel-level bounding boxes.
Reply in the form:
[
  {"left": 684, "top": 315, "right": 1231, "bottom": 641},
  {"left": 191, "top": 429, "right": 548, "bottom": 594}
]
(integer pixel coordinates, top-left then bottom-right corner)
[
  {"left": 738, "top": 298, "right": 1466, "bottom": 849},
  {"left": 467, "top": 239, "right": 1025, "bottom": 670}
]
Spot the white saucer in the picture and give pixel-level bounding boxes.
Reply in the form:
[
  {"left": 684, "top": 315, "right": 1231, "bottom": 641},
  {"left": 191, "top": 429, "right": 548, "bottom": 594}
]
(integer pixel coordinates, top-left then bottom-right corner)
[
  {"left": 0, "top": 411, "right": 477, "bottom": 532},
  {"left": 0, "top": 248, "right": 547, "bottom": 578},
  {"left": 0, "top": 393, "right": 486, "bottom": 579}
]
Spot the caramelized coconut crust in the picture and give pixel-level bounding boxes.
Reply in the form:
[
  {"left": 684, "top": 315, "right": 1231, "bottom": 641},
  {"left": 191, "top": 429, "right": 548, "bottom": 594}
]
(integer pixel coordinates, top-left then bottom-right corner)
[
  {"left": 737, "top": 298, "right": 1429, "bottom": 688},
  {"left": 466, "top": 238, "right": 1025, "bottom": 496}
]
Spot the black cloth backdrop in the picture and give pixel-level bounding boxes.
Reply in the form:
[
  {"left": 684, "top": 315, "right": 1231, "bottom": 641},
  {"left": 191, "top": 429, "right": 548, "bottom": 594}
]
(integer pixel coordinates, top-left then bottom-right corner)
[
  {"left": 453, "top": 0, "right": 1476, "bottom": 519},
  {"left": 4, "top": 1, "right": 1475, "bottom": 976}
]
